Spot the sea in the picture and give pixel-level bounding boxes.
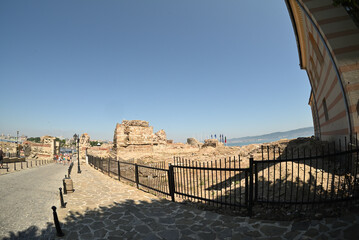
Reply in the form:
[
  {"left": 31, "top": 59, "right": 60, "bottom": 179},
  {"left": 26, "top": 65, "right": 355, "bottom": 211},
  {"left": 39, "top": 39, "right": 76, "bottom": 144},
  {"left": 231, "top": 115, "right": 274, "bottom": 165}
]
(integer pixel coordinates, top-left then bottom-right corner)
[{"left": 226, "top": 138, "right": 280, "bottom": 147}]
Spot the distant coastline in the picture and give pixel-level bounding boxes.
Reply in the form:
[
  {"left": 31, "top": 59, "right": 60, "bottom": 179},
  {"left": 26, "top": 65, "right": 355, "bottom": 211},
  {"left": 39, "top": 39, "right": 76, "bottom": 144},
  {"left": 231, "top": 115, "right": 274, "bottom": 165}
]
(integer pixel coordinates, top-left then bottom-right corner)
[{"left": 226, "top": 127, "right": 314, "bottom": 147}]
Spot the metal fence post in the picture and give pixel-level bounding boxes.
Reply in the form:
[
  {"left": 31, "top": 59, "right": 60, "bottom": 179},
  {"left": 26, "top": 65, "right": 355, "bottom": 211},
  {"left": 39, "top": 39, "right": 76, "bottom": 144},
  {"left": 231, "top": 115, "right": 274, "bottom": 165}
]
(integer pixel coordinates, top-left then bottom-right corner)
[
  {"left": 117, "top": 161, "right": 121, "bottom": 181},
  {"left": 135, "top": 164, "right": 139, "bottom": 189},
  {"left": 248, "top": 157, "right": 254, "bottom": 216},
  {"left": 168, "top": 163, "right": 175, "bottom": 202},
  {"left": 254, "top": 162, "right": 258, "bottom": 201},
  {"left": 108, "top": 158, "right": 110, "bottom": 176}
]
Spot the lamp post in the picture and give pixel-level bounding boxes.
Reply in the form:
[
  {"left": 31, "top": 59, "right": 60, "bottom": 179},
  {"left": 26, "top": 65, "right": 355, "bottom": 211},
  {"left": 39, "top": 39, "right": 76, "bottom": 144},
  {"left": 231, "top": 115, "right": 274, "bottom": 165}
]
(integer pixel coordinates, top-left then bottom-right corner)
[
  {"left": 73, "top": 134, "right": 81, "bottom": 174},
  {"left": 16, "top": 131, "right": 19, "bottom": 157}
]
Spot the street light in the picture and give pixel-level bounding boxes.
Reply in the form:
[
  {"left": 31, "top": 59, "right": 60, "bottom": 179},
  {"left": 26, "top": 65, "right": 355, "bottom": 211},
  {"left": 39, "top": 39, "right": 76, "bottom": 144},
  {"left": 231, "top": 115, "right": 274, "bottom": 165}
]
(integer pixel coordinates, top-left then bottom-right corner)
[
  {"left": 73, "top": 134, "right": 81, "bottom": 174},
  {"left": 16, "top": 131, "right": 19, "bottom": 157}
]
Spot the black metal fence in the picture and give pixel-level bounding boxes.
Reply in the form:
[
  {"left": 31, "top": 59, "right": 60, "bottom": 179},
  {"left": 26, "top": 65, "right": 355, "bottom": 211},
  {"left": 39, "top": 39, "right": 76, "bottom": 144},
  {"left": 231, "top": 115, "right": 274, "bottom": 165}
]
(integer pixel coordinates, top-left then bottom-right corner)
[
  {"left": 88, "top": 156, "right": 171, "bottom": 198},
  {"left": 88, "top": 138, "right": 359, "bottom": 216}
]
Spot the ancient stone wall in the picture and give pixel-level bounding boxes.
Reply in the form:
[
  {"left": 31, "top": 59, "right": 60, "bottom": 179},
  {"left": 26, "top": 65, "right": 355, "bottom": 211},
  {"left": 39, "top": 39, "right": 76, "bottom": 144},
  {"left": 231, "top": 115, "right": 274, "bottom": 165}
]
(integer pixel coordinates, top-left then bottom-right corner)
[
  {"left": 24, "top": 136, "right": 58, "bottom": 160},
  {"left": 87, "top": 146, "right": 111, "bottom": 158},
  {"left": 113, "top": 120, "right": 167, "bottom": 158},
  {"left": 79, "top": 133, "right": 91, "bottom": 162}
]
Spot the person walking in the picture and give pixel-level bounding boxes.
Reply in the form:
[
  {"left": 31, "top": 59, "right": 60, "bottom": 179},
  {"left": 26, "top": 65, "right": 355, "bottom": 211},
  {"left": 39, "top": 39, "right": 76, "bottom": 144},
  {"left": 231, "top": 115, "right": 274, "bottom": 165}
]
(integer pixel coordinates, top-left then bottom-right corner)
[{"left": 0, "top": 148, "right": 4, "bottom": 168}]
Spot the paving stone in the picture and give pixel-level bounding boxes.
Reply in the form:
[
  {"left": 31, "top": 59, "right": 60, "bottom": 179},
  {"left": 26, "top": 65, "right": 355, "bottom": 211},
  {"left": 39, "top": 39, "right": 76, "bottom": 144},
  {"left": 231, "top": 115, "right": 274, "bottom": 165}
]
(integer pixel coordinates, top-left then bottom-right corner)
[
  {"left": 172, "top": 224, "right": 186, "bottom": 231},
  {"left": 190, "top": 224, "right": 203, "bottom": 232},
  {"left": 325, "top": 218, "right": 337, "bottom": 224},
  {"left": 217, "top": 228, "right": 232, "bottom": 239},
  {"left": 108, "top": 213, "right": 124, "bottom": 220},
  {"left": 79, "top": 232, "right": 93, "bottom": 240},
  {"left": 135, "top": 224, "right": 151, "bottom": 234},
  {"left": 158, "top": 229, "right": 180, "bottom": 240},
  {"left": 51, "top": 165, "right": 359, "bottom": 240},
  {"left": 233, "top": 226, "right": 250, "bottom": 234},
  {"left": 303, "top": 228, "right": 319, "bottom": 238},
  {"left": 284, "top": 230, "right": 301, "bottom": 240},
  {"left": 175, "top": 211, "right": 195, "bottom": 219},
  {"left": 180, "top": 236, "right": 197, "bottom": 240},
  {"left": 243, "top": 230, "right": 262, "bottom": 238},
  {"left": 315, "top": 234, "right": 329, "bottom": 240},
  {"left": 107, "top": 229, "right": 125, "bottom": 237},
  {"left": 66, "top": 231, "right": 79, "bottom": 240},
  {"left": 340, "top": 214, "right": 356, "bottom": 223},
  {"left": 142, "top": 232, "right": 161, "bottom": 240},
  {"left": 260, "top": 225, "right": 287, "bottom": 237},
  {"left": 331, "top": 221, "right": 347, "bottom": 229},
  {"left": 328, "top": 229, "right": 341, "bottom": 238},
  {"left": 232, "top": 232, "right": 251, "bottom": 240},
  {"left": 252, "top": 223, "right": 260, "bottom": 229},
  {"left": 180, "top": 228, "right": 195, "bottom": 236},
  {"left": 343, "top": 223, "right": 359, "bottom": 240},
  {"left": 175, "top": 218, "right": 194, "bottom": 225},
  {"left": 198, "top": 232, "right": 217, "bottom": 240},
  {"left": 122, "top": 230, "right": 137, "bottom": 239},
  {"left": 204, "top": 211, "right": 219, "bottom": 220},
  {"left": 158, "top": 217, "right": 176, "bottom": 224},
  {"left": 118, "top": 224, "right": 133, "bottom": 232},
  {"left": 80, "top": 218, "right": 94, "bottom": 224},
  {"left": 278, "top": 221, "right": 292, "bottom": 227},
  {"left": 78, "top": 225, "right": 91, "bottom": 234},
  {"left": 94, "top": 228, "right": 107, "bottom": 238},
  {"left": 318, "top": 223, "right": 330, "bottom": 232},
  {"left": 291, "top": 220, "right": 310, "bottom": 231},
  {"left": 89, "top": 221, "right": 105, "bottom": 230}
]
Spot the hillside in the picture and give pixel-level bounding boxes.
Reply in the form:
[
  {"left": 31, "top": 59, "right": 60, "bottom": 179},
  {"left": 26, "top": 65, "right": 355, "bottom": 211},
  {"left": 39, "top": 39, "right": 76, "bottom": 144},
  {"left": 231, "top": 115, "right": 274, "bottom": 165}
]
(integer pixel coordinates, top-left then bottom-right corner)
[{"left": 227, "top": 127, "right": 314, "bottom": 146}]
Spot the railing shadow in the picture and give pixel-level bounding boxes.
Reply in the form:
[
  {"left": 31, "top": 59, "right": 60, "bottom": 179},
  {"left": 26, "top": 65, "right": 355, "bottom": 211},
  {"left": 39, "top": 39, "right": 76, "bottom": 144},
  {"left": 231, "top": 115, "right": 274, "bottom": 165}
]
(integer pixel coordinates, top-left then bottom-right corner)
[{"left": 3, "top": 198, "right": 227, "bottom": 239}]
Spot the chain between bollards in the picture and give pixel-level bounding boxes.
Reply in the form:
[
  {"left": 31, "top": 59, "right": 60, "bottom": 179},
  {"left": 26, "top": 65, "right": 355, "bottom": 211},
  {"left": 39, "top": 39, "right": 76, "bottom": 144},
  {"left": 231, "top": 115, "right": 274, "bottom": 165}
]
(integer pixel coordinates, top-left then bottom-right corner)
[{"left": 52, "top": 206, "right": 64, "bottom": 237}]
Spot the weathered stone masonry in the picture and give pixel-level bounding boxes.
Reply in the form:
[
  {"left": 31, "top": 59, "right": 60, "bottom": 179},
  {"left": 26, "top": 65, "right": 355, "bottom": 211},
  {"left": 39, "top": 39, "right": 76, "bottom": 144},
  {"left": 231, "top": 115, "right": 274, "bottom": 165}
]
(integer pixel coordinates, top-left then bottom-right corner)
[{"left": 113, "top": 120, "right": 167, "bottom": 157}]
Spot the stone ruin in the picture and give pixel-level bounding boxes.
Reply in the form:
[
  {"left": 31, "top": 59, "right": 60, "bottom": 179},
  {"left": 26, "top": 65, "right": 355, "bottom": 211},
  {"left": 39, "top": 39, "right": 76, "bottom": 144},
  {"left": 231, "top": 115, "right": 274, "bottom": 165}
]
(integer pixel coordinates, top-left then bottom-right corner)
[
  {"left": 25, "top": 135, "right": 59, "bottom": 160},
  {"left": 187, "top": 138, "right": 202, "bottom": 148},
  {"left": 79, "top": 133, "right": 91, "bottom": 161},
  {"left": 202, "top": 139, "right": 223, "bottom": 148},
  {"left": 113, "top": 120, "right": 167, "bottom": 156}
]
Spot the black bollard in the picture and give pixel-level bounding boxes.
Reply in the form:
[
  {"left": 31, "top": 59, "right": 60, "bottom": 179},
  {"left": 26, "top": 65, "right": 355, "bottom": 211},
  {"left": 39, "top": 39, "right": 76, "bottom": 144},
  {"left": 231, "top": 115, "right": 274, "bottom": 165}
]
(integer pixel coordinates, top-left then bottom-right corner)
[
  {"left": 52, "top": 206, "right": 64, "bottom": 237},
  {"left": 59, "top": 188, "right": 66, "bottom": 208}
]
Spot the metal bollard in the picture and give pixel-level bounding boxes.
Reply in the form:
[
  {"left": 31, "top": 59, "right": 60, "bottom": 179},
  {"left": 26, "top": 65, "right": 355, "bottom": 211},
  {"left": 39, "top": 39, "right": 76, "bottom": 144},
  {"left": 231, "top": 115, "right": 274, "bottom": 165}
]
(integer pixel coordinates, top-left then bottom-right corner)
[
  {"left": 51, "top": 206, "right": 64, "bottom": 237},
  {"left": 59, "top": 188, "right": 66, "bottom": 208}
]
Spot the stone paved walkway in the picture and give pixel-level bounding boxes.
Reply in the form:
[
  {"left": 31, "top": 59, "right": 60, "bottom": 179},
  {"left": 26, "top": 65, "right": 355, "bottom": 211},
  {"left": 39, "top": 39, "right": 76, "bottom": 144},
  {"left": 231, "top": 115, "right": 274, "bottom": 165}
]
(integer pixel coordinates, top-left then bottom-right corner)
[{"left": 53, "top": 164, "right": 359, "bottom": 240}]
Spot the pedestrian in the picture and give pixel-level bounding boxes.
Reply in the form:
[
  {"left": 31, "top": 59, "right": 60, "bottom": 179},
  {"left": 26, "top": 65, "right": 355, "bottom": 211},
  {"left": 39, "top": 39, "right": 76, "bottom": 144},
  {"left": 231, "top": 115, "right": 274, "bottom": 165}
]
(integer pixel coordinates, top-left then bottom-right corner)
[{"left": 0, "top": 147, "right": 4, "bottom": 168}]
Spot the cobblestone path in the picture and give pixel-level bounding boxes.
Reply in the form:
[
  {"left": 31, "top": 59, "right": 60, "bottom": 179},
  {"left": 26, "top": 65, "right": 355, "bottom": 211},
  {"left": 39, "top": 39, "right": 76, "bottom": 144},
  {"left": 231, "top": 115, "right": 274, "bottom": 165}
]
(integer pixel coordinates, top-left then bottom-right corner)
[
  {"left": 49, "top": 165, "right": 359, "bottom": 240},
  {"left": 0, "top": 163, "right": 68, "bottom": 239}
]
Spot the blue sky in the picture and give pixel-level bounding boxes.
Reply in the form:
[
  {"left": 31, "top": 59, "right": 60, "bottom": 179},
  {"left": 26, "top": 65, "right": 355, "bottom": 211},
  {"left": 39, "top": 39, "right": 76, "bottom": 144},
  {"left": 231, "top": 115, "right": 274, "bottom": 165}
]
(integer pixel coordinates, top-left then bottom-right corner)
[{"left": 0, "top": 0, "right": 312, "bottom": 142}]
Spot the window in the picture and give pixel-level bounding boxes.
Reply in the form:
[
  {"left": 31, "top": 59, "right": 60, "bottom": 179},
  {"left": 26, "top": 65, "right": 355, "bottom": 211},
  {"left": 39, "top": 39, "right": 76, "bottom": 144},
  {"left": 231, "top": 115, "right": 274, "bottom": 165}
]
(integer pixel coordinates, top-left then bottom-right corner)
[{"left": 323, "top": 98, "right": 329, "bottom": 121}]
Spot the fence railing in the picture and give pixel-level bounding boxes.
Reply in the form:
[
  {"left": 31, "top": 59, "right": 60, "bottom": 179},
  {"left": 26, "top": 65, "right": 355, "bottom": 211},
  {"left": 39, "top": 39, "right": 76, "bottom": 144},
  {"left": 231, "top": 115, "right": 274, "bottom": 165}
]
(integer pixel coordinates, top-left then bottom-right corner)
[
  {"left": 254, "top": 141, "right": 359, "bottom": 207},
  {"left": 88, "top": 156, "right": 171, "bottom": 198},
  {"left": 88, "top": 137, "right": 359, "bottom": 216},
  {"left": 0, "top": 158, "right": 53, "bottom": 173}
]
